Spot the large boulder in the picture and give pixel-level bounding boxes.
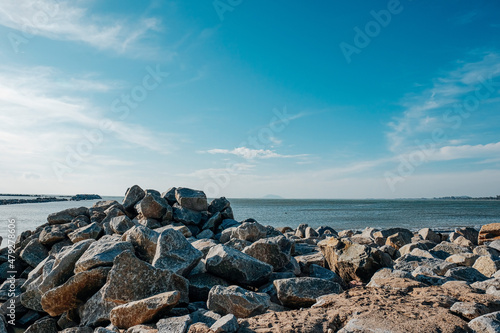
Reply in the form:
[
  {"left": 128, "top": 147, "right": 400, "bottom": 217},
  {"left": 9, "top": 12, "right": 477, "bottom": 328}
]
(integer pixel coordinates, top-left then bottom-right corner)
[
  {"left": 152, "top": 229, "right": 203, "bottom": 277},
  {"left": 110, "top": 291, "right": 180, "bottom": 329},
  {"left": 207, "top": 285, "right": 270, "bottom": 318},
  {"left": 206, "top": 244, "right": 273, "bottom": 287},
  {"left": 25, "top": 317, "right": 58, "bottom": 333},
  {"left": 19, "top": 239, "right": 48, "bottom": 267},
  {"left": 68, "top": 222, "right": 102, "bottom": 243},
  {"left": 429, "top": 242, "right": 472, "bottom": 260},
  {"left": 188, "top": 273, "right": 230, "bottom": 302},
  {"left": 109, "top": 216, "right": 135, "bottom": 235},
  {"left": 122, "top": 185, "right": 146, "bottom": 213},
  {"left": 231, "top": 222, "right": 267, "bottom": 242},
  {"left": 418, "top": 228, "right": 441, "bottom": 244},
  {"left": 242, "top": 236, "right": 291, "bottom": 271},
  {"left": 135, "top": 194, "right": 171, "bottom": 220},
  {"left": 455, "top": 227, "right": 479, "bottom": 245},
  {"left": 74, "top": 237, "right": 134, "bottom": 273},
  {"left": 468, "top": 311, "right": 500, "bottom": 332},
  {"left": 273, "top": 277, "right": 343, "bottom": 308},
  {"left": 173, "top": 207, "right": 203, "bottom": 225},
  {"left": 479, "top": 224, "right": 500, "bottom": 245},
  {"left": 473, "top": 256, "right": 500, "bottom": 278},
  {"left": 121, "top": 226, "right": 159, "bottom": 263},
  {"left": 39, "top": 223, "right": 76, "bottom": 246},
  {"left": 47, "top": 207, "right": 88, "bottom": 225},
  {"left": 175, "top": 188, "right": 208, "bottom": 212},
  {"left": 319, "top": 237, "right": 391, "bottom": 283}
]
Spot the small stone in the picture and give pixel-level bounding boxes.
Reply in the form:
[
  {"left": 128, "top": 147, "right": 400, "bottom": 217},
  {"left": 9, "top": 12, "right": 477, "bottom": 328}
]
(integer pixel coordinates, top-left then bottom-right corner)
[{"left": 450, "top": 302, "right": 489, "bottom": 320}]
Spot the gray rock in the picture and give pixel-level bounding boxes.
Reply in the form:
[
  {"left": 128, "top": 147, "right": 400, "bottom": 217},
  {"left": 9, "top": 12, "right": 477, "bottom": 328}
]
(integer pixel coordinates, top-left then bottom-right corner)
[
  {"left": 225, "top": 238, "right": 251, "bottom": 251},
  {"left": 208, "top": 197, "right": 231, "bottom": 215},
  {"left": 309, "top": 264, "right": 345, "bottom": 286},
  {"left": 430, "top": 241, "right": 472, "bottom": 260},
  {"left": 191, "top": 309, "right": 222, "bottom": 326},
  {"left": 39, "top": 223, "right": 76, "bottom": 246},
  {"left": 231, "top": 222, "right": 268, "bottom": 242},
  {"left": 47, "top": 207, "right": 88, "bottom": 225},
  {"left": 206, "top": 244, "right": 273, "bottom": 286},
  {"left": 152, "top": 228, "right": 203, "bottom": 277},
  {"left": 305, "top": 227, "right": 319, "bottom": 239},
  {"left": 173, "top": 206, "right": 202, "bottom": 225},
  {"left": 444, "top": 266, "right": 488, "bottom": 283},
  {"left": 20, "top": 239, "right": 48, "bottom": 267},
  {"left": 218, "top": 219, "right": 240, "bottom": 231},
  {"left": 68, "top": 222, "right": 102, "bottom": 243},
  {"left": 175, "top": 187, "right": 208, "bottom": 212},
  {"left": 455, "top": 227, "right": 479, "bottom": 246},
  {"left": 60, "top": 327, "right": 93, "bottom": 333},
  {"left": 316, "top": 226, "right": 338, "bottom": 237},
  {"left": 197, "top": 229, "right": 214, "bottom": 240},
  {"left": 418, "top": 228, "right": 441, "bottom": 243},
  {"left": 188, "top": 273, "right": 230, "bottom": 302},
  {"left": 242, "top": 236, "right": 291, "bottom": 271},
  {"left": 450, "top": 301, "right": 489, "bottom": 320},
  {"left": 122, "top": 185, "right": 145, "bottom": 213},
  {"left": 191, "top": 239, "right": 218, "bottom": 257},
  {"left": 220, "top": 207, "right": 234, "bottom": 220},
  {"left": 394, "top": 254, "right": 457, "bottom": 276},
  {"left": 207, "top": 285, "right": 270, "bottom": 318},
  {"left": 473, "top": 255, "right": 500, "bottom": 278},
  {"left": 295, "top": 224, "right": 308, "bottom": 238},
  {"left": 74, "top": 238, "right": 133, "bottom": 273},
  {"left": 135, "top": 194, "right": 171, "bottom": 220},
  {"left": 202, "top": 212, "right": 222, "bottom": 231},
  {"left": 161, "top": 187, "right": 177, "bottom": 205},
  {"left": 156, "top": 315, "right": 192, "bottom": 333},
  {"left": 110, "top": 215, "right": 135, "bottom": 235},
  {"left": 474, "top": 245, "right": 500, "bottom": 257},
  {"left": 468, "top": 311, "right": 500, "bottom": 333},
  {"left": 121, "top": 225, "right": 159, "bottom": 263},
  {"left": 274, "top": 277, "right": 343, "bottom": 308},
  {"left": 210, "top": 314, "right": 238, "bottom": 333},
  {"left": 25, "top": 316, "right": 58, "bottom": 333}
]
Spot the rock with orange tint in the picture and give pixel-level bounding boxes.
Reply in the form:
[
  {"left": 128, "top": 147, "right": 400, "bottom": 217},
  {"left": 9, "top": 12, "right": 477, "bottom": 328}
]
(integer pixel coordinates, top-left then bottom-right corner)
[{"left": 478, "top": 223, "right": 500, "bottom": 245}]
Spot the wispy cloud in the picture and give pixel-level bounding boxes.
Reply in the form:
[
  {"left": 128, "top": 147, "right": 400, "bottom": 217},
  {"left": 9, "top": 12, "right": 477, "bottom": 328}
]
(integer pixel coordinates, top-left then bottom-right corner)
[
  {"left": 0, "top": 0, "right": 162, "bottom": 54},
  {"left": 204, "top": 147, "right": 308, "bottom": 160}
]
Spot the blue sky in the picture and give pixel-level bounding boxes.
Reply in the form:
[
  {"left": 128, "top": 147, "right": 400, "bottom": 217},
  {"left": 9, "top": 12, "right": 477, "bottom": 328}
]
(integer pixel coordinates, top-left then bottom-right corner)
[{"left": 1, "top": 0, "right": 500, "bottom": 198}]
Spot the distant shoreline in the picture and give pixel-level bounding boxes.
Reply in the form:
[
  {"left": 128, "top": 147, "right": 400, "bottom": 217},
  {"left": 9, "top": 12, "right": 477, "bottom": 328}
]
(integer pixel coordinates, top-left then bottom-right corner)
[{"left": 0, "top": 194, "right": 102, "bottom": 206}]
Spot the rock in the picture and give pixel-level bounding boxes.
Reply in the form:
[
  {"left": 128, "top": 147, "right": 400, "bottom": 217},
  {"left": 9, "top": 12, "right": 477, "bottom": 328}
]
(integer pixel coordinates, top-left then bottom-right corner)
[
  {"left": 474, "top": 245, "right": 500, "bottom": 257},
  {"left": 74, "top": 238, "right": 134, "bottom": 273},
  {"left": 175, "top": 188, "right": 208, "bottom": 212},
  {"left": 453, "top": 236, "right": 474, "bottom": 247},
  {"left": 126, "top": 324, "right": 157, "bottom": 332},
  {"left": 309, "top": 264, "right": 345, "bottom": 286},
  {"left": 191, "top": 239, "right": 218, "bottom": 257},
  {"left": 197, "top": 229, "right": 214, "bottom": 240},
  {"left": 295, "top": 252, "right": 326, "bottom": 274},
  {"left": 295, "top": 224, "right": 308, "bottom": 238},
  {"left": 188, "top": 273, "right": 230, "bottom": 302},
  {"left": 479, "top": 223, "right": 500, "bottom": 245},
  {"left": 445, "top": 253, "right": 478, "bottom": 267},
  {"left": 232, "top": 222, "right": 268, "bottom": 242},
  {"left": 110, "top": 215, "right": 135, "bottom": 235},
  {"left": 242, "top": 236, "right": 291, "bottom": 271},
  {"left": 121, "top": 225, "right": 159, "bottom": 263},
  {"left": 450, "top": 301, "right": 489, "bottom": 320},
  {"left": 305, "top": 227, "right": 319, "bottom": 239},
  {"left": 174, "top": 207, "right": 203, "bottom": 225},
  {"left": 156, "top": 315, "right": 192, "bottom": 333},
  {"left": 444, "top": 266, "right": 488, "bottom": 283},
  {"left": 218, "top": 219, "right": 239, "bottom": 231},
  {"left": 373, "top": 228, "right": 413, "bottom": 242},
  {"left": 159, "top": 223, "right": 193, "bottom": 238},
  {"left": 455, "top": 227, "right": 479, "bottom": 245},
  {"left": 208, "top": 197, "right": 231, "bottom": 215},
  {"left": 187, "top": 323, "right": 211, "bottom": 333},
  {"left": 19, "top": 239, "right": 48, "bottom": 267},
  {"left": 473, "top": 256, "right": 500, "bottom": 278},
  {"left": 135, "top": 194, "right": 171, "bottom": 220},
  {"left": 394, "top": 254, "right": 457, "bottom": 276},
  {"left": 138, "top": 218, "right": 161, "bottom": 229},
  {"left": 274, "top": 277, "right": 343, "bottom": 308},
  {"left": 80, "top": 251, "right": 188, "bottom": 326},
  {"left": 488, "top": 240, "right": 500, "bottom": 252},
  {"left": 367, "top": 268, "right": 424, "bottom": 291},
  {"left": 210, "top": 314, "right": 238, "bottom": 333},
  {"left": 152, "top": 228, "right": 203, "bottom": 277},
  {"left": 191, "top": 309, "right": 222, "bottom": 327},
  {"left": 161, "top": 187, "right": 177, "bottom": 205},
  {"left": 47, "top": 207, "right": 88, "bottom": 225},
  {"left": 206, "top": 244, "right": 273, "bottom": 286},
  {"left": 60, "top": 327, "right": 93, "bottom": 333},
  {"left": 385, "top": 232, "right": 411, "bottom": 250},
  {"left": 110, "top": 291, "right": 180, "bottom": 329},
  {"left": 68, "top": 222, "right": 102, "bottom": 243},
  {"left": 418, "top": 228, "right": 441, "bottom": 243},
  {"left": 123, "top": 185, "right": 146, "bottom": 213},
  {"left": 468, "top": 311, "right": 500, "bottom": 333},
  {"left": 207, "top": 285, "right": 270, "bottom": 318},
  {"left": 41, "top": 266, "right": 110, "bottom": 316},
  {"left": 39, "top": 224, "right": 76, "bottom": 246},
  {"left": 319, "top": 237, "right": 390, "bottom": 283},
  {"left": 429, "top": 241, "right": 471, "bottom": 260},
  {"left": 202, "top": 212, "right": 222, "bottom": 231},
  {"left": 25, "top": 316, "right": 58, "bottom": 333},
  {"left": 409, "top": 248, "right": 435, "bottom": 259}
]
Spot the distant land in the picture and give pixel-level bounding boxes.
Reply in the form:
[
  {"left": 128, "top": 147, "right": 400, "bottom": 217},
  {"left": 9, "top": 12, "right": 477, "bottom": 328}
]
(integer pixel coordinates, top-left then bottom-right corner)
[
  {"left": 433, "top": 195, "right": 500, "bottom": 200},
  {"left": 262, "top": 194, "right": 284, "bottom": 199},
  {"left": 0, "top": 194, "right": 102, "bottom": 205}
]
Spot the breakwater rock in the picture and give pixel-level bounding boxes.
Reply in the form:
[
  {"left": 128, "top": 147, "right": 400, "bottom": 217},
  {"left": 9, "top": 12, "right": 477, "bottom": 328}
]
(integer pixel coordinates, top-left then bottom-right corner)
[{"left": 1, "top": 185, "right": 500, "bottom": 332}]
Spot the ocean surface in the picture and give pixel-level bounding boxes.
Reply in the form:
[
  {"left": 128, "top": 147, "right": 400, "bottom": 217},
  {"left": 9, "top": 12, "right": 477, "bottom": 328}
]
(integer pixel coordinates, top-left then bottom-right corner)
[{"left": 1, "top": 197, "right": 499, "bottom": 243}]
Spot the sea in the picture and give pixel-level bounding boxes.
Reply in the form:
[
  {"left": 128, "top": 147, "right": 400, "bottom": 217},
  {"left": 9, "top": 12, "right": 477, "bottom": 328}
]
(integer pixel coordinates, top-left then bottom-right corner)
[{"left": 1, "top": 197, "right": 499, "bottom": 243}]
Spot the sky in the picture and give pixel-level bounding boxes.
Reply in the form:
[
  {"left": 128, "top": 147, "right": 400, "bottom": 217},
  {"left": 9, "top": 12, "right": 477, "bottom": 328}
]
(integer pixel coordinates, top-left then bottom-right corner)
[{"left": 0, "top": 0, "right": 500, "bottom": 199}]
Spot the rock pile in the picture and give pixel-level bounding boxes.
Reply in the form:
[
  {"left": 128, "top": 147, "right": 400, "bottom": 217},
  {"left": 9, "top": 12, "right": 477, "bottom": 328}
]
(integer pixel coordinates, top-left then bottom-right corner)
[{"left": 0, "top": 185, "right": 500, "bottom": 332}]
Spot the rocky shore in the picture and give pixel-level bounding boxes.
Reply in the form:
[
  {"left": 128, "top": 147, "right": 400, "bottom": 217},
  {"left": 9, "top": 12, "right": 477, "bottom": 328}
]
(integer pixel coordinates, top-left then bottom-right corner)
[{"left": 0, "top": 185, "right": 500, "bottom": 332}]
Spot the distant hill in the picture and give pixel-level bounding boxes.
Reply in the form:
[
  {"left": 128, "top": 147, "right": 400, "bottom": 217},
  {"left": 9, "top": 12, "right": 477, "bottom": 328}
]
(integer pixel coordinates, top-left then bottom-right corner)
[{"left": 262, "top": 194, "right": 284, "bottom": 199}]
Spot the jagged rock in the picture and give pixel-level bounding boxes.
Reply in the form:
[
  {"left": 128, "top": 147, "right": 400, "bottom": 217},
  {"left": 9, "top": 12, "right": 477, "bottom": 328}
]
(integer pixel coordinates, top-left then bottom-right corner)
[
  {"left": 468, "top": 311, "right": 500, "bottom": 332},
  {"left": 319, "top": 237, "right": 390, "bottom": 283},
  {"left": 386, "top": 232, "right": 412, "bottom": 250},
  {"left": 210, "top": 314, "right": 238, "bottom": 333},
  {"left": 418, "top": 228, "right": 441, "bottom": 243},
  {"left": 274, "top": 277, "right": 343, "bottom": 308},
  {"left": 479, "top": 223, "right": 500, "bottom": 245},
  {"left": 188, "top": 273, "right": 230, "bottom": 302},
  {"left": 206, "top": 244, "right": 273, "bottom": 286},
  {"left": 450, "top": 301, "right": 489, "bottom": 320},
  {"left": 161, "top": 187, "right": 177, "bottom": 205},
  {"left": 474, "top": 245, "right": 500, "bottom": 257},
  {"left": 123, "top": 185, "right": 146, "bottom": 213},
  {"left": 409, "top": 248, "right": 434, "bottom": 259},
  {"left": 101, "top": 208, "right": 125, "bottom": 226},
  {"left": 157, "top": 315, "right": 191, "bottom": 333},
  {"left": 367, "top": 268, "right": 424, "bottom": 291},
  {"left": 187, "top": 322, "right": 211, "bottom": 333},
  {"left": 110, "top": 215, "right": 135, "bottom": 235},
  {"left": 74, "top": 238, "right": 134, "bottom": 273},
  {"left": 309, "top": 264, "right": 345, "bottom": 286},
  {"left": 231, "top": 222, "right": 267, "bottom": 242},
  {"left": 60, "top": 326, "right": 93, "bottom": 332},
  {"left": 394, "top": 254, "right": 456, "bottom": 276},
  {"left": 191, "top": 239, "right": 218, "bottom": 257},
  {"left": 429, "top": 242, "right": 471, "bottom": 260},
  {"left": 218, "top": 219, "right": 239, "bottom": 231},
  {"left": 453, "top": 235, "right": 474, "bottom": 247},
  {"left": 19, "top": 239, "right": 48, "bottom": 267},
  {"left": 242, "top": 236, "right": 291, "bottom": 271},
  {"left": 202, "top": 212, "right": 222, "bottom": 231},
  {"left": 191, "top": 309, "right": 222, "bottom": 327},
  {"left": 110, "top": 291, "right": 180, "bottom": 329},
  {"left": 454, "top": 227, "right": 479, "bottom": 245},
  {"left": 174, "top": 207, "right": 202, "bottom": 225},
  {"left": 208, "top": 197, "right": 231, "bottom": 215},
  {"left": 473, "top": 256, "right": 500, "bottom": 278},
  {"left": 373, "top": 228, "right": 413, "bottom": 242},
  {"left": 68, "top": 222, "right": 103, "bottom": 243},
  {"left": 197, "top": 229, "right": 214, "bottom": 240},
  {"left": 152, "top": 229, "right": 203, "bottom": 277},
  {"left": 207, "top": 285, "right": 270, "bottom": 318},
  {"left": 158, "top": 223, "right": 193, "bottom": 238},
  {"left": 295, "top": 252, "right": 326, "bottom": 274},
  {"left": 305, "top": 227, "right": 319, "bottom": 239},
  {"left": 175, "top": 188, "right": 208, "bottom": 212},
  {"left": 444, "top": 266, "right": 488, "bottom": 283},
  {"left": 47, "top": 207, "right": 88, "bottom": 225},
  {"left": 137, "top": 218, "right": 161, "bottom": 229},
  {"left": 25, "top": 317, "right": 58, "bottom": 333},
  {"left": 445, "top": 253, "right": 478, "bottom": 267},
  {"left": 225, "top": 238, "right": 251, "bottom": 252},
  {"left": 41, "top": 266, "right": 110, "bottom": 316},
  {"left": 121, "top": 225, "right": 159, "bottom": 263},
  {"left": 39, "top": 223, "right": 76, "bottom": 246},
  {"left": 295, "top": 224, "right": 308, "bottom": 238},
  {"left": 135, "top": 194, "right": 171, "bottom": 220}
]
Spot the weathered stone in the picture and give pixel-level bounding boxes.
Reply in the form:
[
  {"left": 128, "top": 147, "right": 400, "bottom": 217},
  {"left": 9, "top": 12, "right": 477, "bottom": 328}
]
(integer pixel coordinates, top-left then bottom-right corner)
[
  {"left": 188, "top": 273, "right": 230, "bottom": 302},
  {"left": 386, "top": 232, "right": 412, "bottom": 250},
  {"left": 123, "top": 185, "right": 146, "bottom": 213},
  {"left": 305, "top": 227, "right": 319, "bottom": 239},
  {"left": 444, "top": 266, "right": 488, "bottom": 283},
  {"left": 295, "top": 224, "right": 308, "bottom": 238},
  {"left": 156, "top": 315, "right": 192, "bottom": 333},
  {"left": 39, "top": 223, "right": 76, "bottom": 246},
  {"left": 474, "top": 245, "right": 500, "bottom": 257},
  {"left": 295, "top": 252, "right": 326, "bottom": 274},
  {"left": 68, "top": 222, "right": 102, "bottom": 243},
  {"left": 191, "top": 239, "right": 218, "bottom": 257},
  {"left": 453, "top": 235, "right": 474, "bottom": 247},
  {"left": 210, "top": 314, "right": 238, "bottom": 333},
  {"left": 121, "top": 225, "right": 159, "bottom": 263},
  {"left": 197, "top": 229, "right": 214, "bottom": 240},
  {"left": 187, "top": 323, "right": 211, "bottom": 333},
  {"left": 174, "top": 207, "right": 202, "bottom": 225},
  {"left": 208, "top": 197, "right": 231, "bottom": 215},
  {"left": 418, "top": 228, "right": 441, "bottom": 243},
  {"left": 218, "top": 219, "right": 239, "bottom": 231},
  {"left": 25, "top": 316, "right": 58, "bottom": 333},
  {"left": 206, "top": 244, "right": 273, "bottom": 286},
  {"left": 158, "top": 223, "right": 193, "bottom": 238},
  {"left": 60, "top": 326, "right": 93, "bottom": 332},
  {"left": 373, "top": 228, "right": 413, "bottom": 242},
  {"left": 110, "top": 215, "right": 135, "bottom": 235},
  {"left": 450, "top": 301, "right": 489, "bottom": 320},
  {"left": 110, "top": 291, "right": 180, "bottom": 329},
  {"left": 274, "top": 277, "right": 343, "bottom": 308},
  {"left": 135, "top": 194, "right": 171, "bottom": 220},
  {"left": 479, "top": 223, "right": 500, "bottom": 245},
  {"left": 41, "top": 266, "right": 110, "bottom": 316},
  {"left": 309, "top": 264, "right": 345, "bottom": 286},
  {"left": 47, "top": 207, "right": 88, "bottom": 225},
  {"left": 394, "top": 254, "right": 456, "bottom": 276},
  {"left": 0, "top": 278, "right": 25, "bottom": 301},
  {"left": 473, "top": 256, "right": 500, "bottom": 278},
  {"left": 175, "top": 188, "right": 208, "bottom": 212},
  {"left": 319, "top": 237, "right": 390, "bottom": 283},
  {"left": 191, "top": 309, "right": 222, "bottom": 327},
  {"left": 445, "top": 253, "right": 479, "bottom": 267},
  {"left": 468, "top": 311, "right": 500, "bottom": 333},
  {"left": 429, "top": 241, "right": 472, "bottom": 260},
  {"left": 74, "top": 238, "right": 133, "bottom": 273},
  {"left": 137, "top": 218, "right": 161, "bottom": 229},
  {"left": 202, "top": 212, "right": 222, "bottom": 231},
  {"left": 20, "top": 239, "right": 48, "bottom": 267},
  {"left": 231, "top": 222, "right": 267, "bottom": 242},
  {"left": 409, "top": 248, "right": 435, "bottom": 259},
  {"left": 454, "top": 227, "right": 479, "bottom": 245},
  {"left": 367, "top": 268, "right": 424, "bottom": 291},
  {"left": 152, "top": 228, "right": 203, "bottom": 277},
  {"left": 207, "top": 285, "right": 270, "bottom": 318},
  {"left": 242, "top": 236, "right": 291, "bottom": 271}
]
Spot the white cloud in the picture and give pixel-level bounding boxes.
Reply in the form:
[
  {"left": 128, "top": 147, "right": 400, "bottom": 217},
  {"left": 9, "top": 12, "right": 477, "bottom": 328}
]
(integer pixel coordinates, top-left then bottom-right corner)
[
  {"left": 205, "top": 147, "right": 307, "bottom": 160},
  {"left": 0, "top": 0, "right": 162, "bottom": 53}
]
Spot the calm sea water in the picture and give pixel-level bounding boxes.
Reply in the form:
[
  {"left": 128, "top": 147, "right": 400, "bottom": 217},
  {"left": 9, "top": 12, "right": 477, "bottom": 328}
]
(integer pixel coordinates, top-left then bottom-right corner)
[{"left": 1, "top": 197, "right": 499, "bottom": 243}]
